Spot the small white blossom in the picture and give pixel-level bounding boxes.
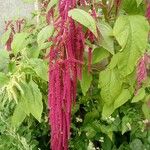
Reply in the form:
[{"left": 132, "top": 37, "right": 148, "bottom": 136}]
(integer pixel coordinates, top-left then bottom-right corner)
[{"left": 76, "top": 117, "right": 82, "bottom": 122}]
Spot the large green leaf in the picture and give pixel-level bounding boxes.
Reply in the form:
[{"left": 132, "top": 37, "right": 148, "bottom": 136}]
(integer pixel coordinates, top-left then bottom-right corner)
[
  {"left": 113, "top": 15, "right": 149, "bottom": 76},
  {"left": 37, "top": 25, "right": 54, "bottom": 45},
  {"left": 80, "top": 67, "right": 92, "bottom": 96},
  {"left": 92, "top": 47, "right": 110, "bottom": 64},
  {"left": 28, "top": 58, "right": 48, "bottom": 81},
  {"left": 102, "top": 89, "right": 131, "bottom": 118},
  {"left": 68, "top": 8, "right": 97, "bottom": 37},
  {"left": 12, "top": 32, "right": 28, "bottom": 55},
  {"left": 11, "top": 101, "right": 26, "bottom": 127},
  {"left": 114, "top": 89, "right": 131, "bottom": 110},
  {"left": 99, "top": 69, "right": 122, "bottom": 105},
  {"left": 28, "top": 81, "right": 43, "bottom": 122},
  {"left": 102, "top": 104, "right": 114, "bottom": 118},
  {"left": 20, "top": 81, "right": 43, "bottom": 122},
  {"left": 97, "top": 22, "right": 114, "bottom": 54}
]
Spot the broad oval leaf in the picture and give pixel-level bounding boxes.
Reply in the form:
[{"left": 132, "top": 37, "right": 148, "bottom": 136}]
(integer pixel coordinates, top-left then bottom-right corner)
[
  {"left": 68, "top": 8, "right": 97, "bottom": 37},
  {"left": 12, "top": 32, "right": 29, "bottom": 55},
  {"left": 102, "top": 104, "right": 114, "bottom": 118},
  {"left": 29, "top": 58, "right": 48, "bottom": 81},
  {"left": 99, "top": 69, "right": 122, "bottom": 105},
  {"left": 97, "top": 22, "right": 114, "bottom": 54},
  {"left": 113, "top": 15, "right": 149, "bottom": 76},
  {"left": 114, "top": 89, "right": 131, "bottom": 110},
  {"left": 92, "top": 47, "right": 110, "bottom": 64},
  {"left": 21, "top": 81, "right": 43, "bottom": 122},
  {"left": 11, "top": 101, "right": 26, "bottom": 128},
  {"left": 37, "top": 25, "right": 54, "bottom": 45}
]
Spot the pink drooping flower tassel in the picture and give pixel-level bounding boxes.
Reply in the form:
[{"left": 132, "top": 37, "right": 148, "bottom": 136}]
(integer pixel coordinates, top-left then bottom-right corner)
[
  {"left": 146, "top": 4, "right": 150, "bottom": 20},
  {"left": 135, "top": 54, "right": 150, "bottom": 94},
  {"left": 48, "top": 0, "right": 85, "bottom": 150}
]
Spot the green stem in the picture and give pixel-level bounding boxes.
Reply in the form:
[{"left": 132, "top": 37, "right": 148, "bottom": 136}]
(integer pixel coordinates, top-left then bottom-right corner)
[{"left": 102, "top": 0, "right": 109, "bottom": 22}]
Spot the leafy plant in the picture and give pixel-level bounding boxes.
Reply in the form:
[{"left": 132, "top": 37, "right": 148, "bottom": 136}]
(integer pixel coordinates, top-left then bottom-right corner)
[{"left": 0, "top": 0, "right": 150, "bottom": 149}]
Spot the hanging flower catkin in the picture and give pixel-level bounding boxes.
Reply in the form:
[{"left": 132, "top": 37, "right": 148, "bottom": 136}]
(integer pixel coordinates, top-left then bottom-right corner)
[
  {"left": 48, "top": 0, "right": 85, "bottom": 149},
  {"left": 135, "top": 54, "right": 150, "bottom": 94}
]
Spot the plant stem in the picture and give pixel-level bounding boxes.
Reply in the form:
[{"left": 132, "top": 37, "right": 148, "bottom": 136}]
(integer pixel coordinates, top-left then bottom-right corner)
[{"left": 102, "top": 0, "right": 109, "bottom": 22}]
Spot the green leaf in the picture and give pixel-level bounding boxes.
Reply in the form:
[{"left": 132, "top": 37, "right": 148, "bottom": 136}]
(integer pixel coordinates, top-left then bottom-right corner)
[
  {"left": 11, "top": 101, "right": 26, "bottom": 127},
  {"left": 142, "top": 103, "right": 150, "bottom": 119},
  {"left": 97, "top": 22, "right": 114, "bottom": 54},
  {"left": 99, "top": 69, "right": 122, "bottom": 105},
  {"left": 92, "top": 47, "right": 110, "bottom": 64},
  {"left": 132, "top": 88, "right": 145, "bottom": 103},
  {"left": 46, "top": 0, "right": 58, "bottom": 12},
  {"left": 28, "top": 81, "right": 43, "bottom": 122},
  {"left": 80, "top": 67, "right": 92, "bottom": 96},
  {"left": 122, "top": 116, "right": 131, "bottom": 134},
  {"left": 113, "top": 15, "right": 149, "bottom": 76},
  {"left": 0, "top": 50, "right": 9, "bottom": 71},
  {"left": 26, "top": 44, "right": 40, "bottom": 58},
  {"left": 21, "top": 81, "right": 43, "bottom": 122},
  {"left": 122, "top": 0, "right": 145, "bottom": 14},
  {"left": 68, "top": 8, "right": 97, "bottom": 37},
  {"left": 136, "top": 0, "right": 143, "bottom": 6},
  {"left": 12, "top": 32, "right": 28, "bottom": 55},
  {"left": 37, "top": 25, "right": 54, "bottom": 45},
  {"left": 0, "top": 29, "right": 11, "bottom": 46},
  {"left": 83, "top": 110, "right": 99, "bottom": 125},
  {"left": 114, "top": 89, "right": 131, "bottom": 110},
  {"left": 102, "top": 89, "right": 131, "bottom": 118},
  {"left": 108, "top": 53, "right": 121, "bottom": 70},
  {"left": 102, "top": 104, "right": 114, "bottom": 118},
  {"left": 130, "top": 139, "right": 144, "bottom": 150},
  {"left": 29, "top": 58, "right": 48, "bottom": 81},
  {"left": 0, "top": 72, "right": 9, "bottom": 87},
  {"left": 39, "top": 41, "right": 53, "bottom": 50}
]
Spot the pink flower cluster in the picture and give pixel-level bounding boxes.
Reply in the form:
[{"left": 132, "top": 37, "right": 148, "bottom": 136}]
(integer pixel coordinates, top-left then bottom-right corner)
[
  {"left": 136, "top": 54, "right": 150, "bottom": 94},
  {"left": 48, "top": 0, "right": 88, "bottom": 149}
]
